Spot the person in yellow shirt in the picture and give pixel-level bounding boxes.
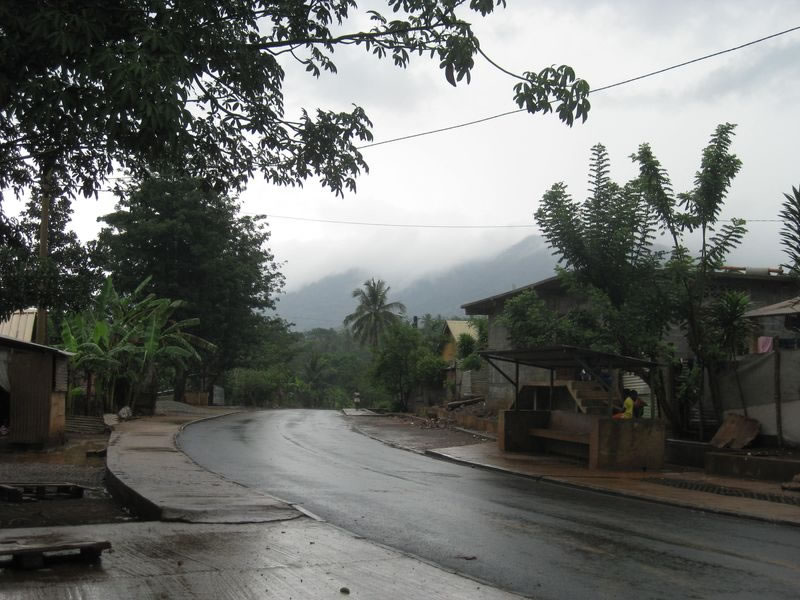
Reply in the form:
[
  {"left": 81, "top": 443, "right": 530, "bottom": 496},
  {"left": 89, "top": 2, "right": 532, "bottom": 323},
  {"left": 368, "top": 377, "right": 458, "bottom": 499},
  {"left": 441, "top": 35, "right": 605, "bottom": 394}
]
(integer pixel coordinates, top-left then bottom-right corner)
[{"left": 613, "top": 390, "right": 636, "bottom": 420}]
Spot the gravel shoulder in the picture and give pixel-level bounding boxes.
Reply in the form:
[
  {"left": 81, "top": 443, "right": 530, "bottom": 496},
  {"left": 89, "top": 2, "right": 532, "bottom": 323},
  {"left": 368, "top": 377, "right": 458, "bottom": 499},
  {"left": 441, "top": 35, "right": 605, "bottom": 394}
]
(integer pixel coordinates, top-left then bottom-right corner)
[{"left": 344, "top": 413, "right": 492, "bottom": 452}]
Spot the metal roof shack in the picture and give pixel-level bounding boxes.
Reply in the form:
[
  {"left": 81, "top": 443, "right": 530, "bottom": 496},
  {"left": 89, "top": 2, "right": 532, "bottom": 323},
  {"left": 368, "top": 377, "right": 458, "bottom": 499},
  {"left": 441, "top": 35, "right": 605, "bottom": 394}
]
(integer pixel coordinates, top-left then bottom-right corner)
[{"left": 0, "top": 334, "right": 71, "bottom": 446}]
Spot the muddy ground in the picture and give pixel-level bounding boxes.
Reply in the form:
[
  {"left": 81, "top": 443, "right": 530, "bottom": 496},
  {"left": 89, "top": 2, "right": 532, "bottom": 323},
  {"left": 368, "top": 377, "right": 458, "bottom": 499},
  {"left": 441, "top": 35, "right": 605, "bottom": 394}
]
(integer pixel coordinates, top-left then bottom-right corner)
[
  {"left": 345, "top": 413, "right": 493, "bottom": 452},
  {"left": 0, "top": 434, "right": 134, "bottom": 529}
]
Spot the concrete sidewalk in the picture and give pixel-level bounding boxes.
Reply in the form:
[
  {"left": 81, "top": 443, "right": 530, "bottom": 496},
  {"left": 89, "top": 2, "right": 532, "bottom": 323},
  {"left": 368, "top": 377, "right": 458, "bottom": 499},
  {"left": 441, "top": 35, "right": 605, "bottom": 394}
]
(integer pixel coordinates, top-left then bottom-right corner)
[
  {"left": 427, "top": 442, "right": 800, "bottom": 527},
  {"left": 1, "top": 411, "right": 524, "bottom": 600}
]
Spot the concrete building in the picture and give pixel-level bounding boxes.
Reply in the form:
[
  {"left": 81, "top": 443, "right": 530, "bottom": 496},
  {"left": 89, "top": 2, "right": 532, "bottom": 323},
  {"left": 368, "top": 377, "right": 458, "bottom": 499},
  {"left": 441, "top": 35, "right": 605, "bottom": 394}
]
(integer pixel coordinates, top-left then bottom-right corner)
[{"left": 461, "top": 268, "right": 799, "bottom": 415}]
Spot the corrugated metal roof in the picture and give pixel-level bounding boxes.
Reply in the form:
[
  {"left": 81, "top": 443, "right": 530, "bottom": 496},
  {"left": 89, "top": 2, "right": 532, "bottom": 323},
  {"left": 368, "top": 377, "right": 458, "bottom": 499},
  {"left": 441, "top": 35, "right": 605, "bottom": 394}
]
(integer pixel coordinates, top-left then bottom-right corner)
[
  {"left": 480, "top": 345, "right": 660, "bottom": 370},
  {"left": 0, "top": 333, "right": 72, "bottom": 357},
  {"left": 445, "top": 320, "right": 478, "bottom": 341},
  {"left": 0, "top": 309, "right": 36, "bottom": 342},
  {"left": 744, "top": 296, "right": 800, "bottom": 318}
]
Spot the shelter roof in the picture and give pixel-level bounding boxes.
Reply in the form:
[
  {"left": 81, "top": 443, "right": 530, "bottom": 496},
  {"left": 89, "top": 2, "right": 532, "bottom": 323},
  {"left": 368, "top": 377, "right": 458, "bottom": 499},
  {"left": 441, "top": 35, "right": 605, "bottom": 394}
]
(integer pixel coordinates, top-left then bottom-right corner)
[
  {"left": 479, "top": 345, "right": 659, "bottom": 371},
  {"left": 444, "top": 320, "right": 478, "bottom": 341},
  {"left": 744, "top": 297, "right": 800, "bottom": 318},
  {"left": 0, "top": 308, "right": 36, "bottom": 342},
  {"left": 0, "top": 334, "right": 72, "bottom": 357}
]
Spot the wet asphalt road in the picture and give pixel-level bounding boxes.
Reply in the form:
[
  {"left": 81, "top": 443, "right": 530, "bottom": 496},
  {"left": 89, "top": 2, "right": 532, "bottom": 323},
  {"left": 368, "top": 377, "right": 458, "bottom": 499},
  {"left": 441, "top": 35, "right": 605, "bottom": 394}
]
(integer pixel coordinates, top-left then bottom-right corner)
[{"left": 179, "top": 410, "right": 800, "bottom": 599}]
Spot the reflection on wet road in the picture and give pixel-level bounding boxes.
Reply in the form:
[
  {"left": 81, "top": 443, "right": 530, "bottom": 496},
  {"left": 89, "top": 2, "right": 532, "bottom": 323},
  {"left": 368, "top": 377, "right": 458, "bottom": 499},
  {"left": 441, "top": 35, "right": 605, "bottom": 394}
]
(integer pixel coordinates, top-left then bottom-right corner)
[{"left": 180, "top": 410, "right": 800, "bottom": 599}]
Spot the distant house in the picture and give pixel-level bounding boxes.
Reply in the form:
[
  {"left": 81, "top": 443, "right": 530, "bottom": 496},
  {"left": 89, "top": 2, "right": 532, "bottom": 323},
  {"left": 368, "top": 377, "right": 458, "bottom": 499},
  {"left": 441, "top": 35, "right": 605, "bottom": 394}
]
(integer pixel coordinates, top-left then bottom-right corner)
[
  {"left": 441, "top": 320, "right": 478, "bottom": 365},
  {"left": 0, "top": 334, "right": 70, "bottom": 446},
  {"left": 461, "top": 267, "right": 799, "bottom": 415}
]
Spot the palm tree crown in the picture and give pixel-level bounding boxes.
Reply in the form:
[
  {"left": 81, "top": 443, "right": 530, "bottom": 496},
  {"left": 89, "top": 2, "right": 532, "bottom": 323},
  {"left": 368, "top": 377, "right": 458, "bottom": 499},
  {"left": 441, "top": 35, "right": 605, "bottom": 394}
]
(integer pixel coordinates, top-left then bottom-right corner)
[{"left": 343, "top": 278, "right": 406, "bottom": 347}]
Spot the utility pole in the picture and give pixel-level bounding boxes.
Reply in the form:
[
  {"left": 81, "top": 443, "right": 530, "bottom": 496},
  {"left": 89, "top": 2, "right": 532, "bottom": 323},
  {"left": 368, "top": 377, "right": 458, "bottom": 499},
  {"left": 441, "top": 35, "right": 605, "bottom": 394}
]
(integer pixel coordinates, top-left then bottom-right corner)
[{"left": 35, "top": 169, "right": 53, "bottom": 345}]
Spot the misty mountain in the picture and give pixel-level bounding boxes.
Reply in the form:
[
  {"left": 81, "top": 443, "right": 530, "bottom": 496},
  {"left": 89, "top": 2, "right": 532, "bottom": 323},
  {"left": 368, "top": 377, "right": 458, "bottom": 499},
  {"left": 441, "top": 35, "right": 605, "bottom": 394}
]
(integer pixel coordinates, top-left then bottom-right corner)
[{"left": 274, "top": 235, "right": 558, "bottom": 331}]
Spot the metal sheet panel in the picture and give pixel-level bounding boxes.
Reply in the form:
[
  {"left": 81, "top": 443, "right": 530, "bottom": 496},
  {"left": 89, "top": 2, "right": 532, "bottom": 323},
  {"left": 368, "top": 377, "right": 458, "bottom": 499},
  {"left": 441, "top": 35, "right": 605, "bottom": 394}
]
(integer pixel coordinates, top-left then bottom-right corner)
[
  {"left": 53, "top": 355, "right": 69, "bottom": 392},
  {"left": 8, "top": 350, "right": 52, "bottom": 444},
  {"left": 0, "top": 309, "right": 36, "bottom": 342}
]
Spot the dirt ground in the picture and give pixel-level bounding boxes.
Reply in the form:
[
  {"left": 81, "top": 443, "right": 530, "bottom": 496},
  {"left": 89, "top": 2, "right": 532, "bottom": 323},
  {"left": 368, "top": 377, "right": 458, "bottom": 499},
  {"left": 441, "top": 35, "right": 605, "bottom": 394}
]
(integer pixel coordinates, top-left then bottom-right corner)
[
  {"left": 345, "top": 414, "right": 494, "bottom": 452},
  {"left": 0, "top": 433, "right": 134, "bottom": 529}
]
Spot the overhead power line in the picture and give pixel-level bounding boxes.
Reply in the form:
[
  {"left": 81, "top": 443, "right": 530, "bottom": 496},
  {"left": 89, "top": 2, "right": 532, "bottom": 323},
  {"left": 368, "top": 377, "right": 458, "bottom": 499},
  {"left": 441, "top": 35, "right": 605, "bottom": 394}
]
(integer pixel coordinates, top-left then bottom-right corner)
[
  {"left": 357, "top": 25, "right": 800, "bottom": 150},
  {"left": 258, "top": 214, "right": 781, "bottom": 229},
  {"left": 261, "top": 214, "right": 537, "bottom": 228}
]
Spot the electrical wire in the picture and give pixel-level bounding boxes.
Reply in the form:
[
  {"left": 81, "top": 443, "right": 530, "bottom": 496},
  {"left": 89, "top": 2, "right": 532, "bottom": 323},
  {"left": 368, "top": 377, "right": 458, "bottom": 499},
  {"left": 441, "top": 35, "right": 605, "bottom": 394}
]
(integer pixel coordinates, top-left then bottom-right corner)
[
  {"left": 357, "top": 25, "right": 800, "bottom": 150},
  {"left": 257, "top": 214, "right": 781, "bottom": 229}
]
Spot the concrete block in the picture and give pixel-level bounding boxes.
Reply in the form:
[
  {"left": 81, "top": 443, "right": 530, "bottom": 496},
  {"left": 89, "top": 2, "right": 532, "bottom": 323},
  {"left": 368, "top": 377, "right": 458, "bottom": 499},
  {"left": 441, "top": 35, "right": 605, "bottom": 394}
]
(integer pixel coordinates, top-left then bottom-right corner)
[{"left": 590, "top": 419, "right": 666, "bottom": 470}]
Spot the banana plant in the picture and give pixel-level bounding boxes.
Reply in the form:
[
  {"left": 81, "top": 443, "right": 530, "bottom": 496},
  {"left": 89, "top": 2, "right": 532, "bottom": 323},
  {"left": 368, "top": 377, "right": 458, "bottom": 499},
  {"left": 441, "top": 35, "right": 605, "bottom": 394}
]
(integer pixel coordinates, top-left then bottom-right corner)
[{"left": 61, "top": 276, "right": 216, "bottom": 414}]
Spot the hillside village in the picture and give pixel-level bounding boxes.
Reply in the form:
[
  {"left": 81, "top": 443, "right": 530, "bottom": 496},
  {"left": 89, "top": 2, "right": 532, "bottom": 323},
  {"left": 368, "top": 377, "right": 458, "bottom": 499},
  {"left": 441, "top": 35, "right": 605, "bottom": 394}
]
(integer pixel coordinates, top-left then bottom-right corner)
[{"left": 2, "top": 2, "right": 800, "bottom": 598}]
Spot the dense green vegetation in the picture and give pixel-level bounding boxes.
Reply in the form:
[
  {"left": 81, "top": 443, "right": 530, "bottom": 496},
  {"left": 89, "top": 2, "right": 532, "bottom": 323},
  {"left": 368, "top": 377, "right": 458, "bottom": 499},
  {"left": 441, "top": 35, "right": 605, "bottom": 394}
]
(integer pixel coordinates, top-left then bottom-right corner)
[
  {"left": 0, "top": 1, "right": 591, "bottom": 414},
  {"left": 506, "top": 123, "right": 758, "bottom": 426}
]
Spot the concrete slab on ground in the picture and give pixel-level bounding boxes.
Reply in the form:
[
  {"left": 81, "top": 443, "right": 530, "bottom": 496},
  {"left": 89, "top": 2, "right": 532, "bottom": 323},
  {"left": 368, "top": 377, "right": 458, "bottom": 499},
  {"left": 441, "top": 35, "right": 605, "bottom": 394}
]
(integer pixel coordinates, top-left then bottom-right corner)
[
  {"left": 341, "top": 408, "right": 378, "bottom": 416},
  {"left": 427, "top": 442, "right": 800, "bottom": 527},
  {"left": 106, "top": 414, "right": 298, "bottom": 523},
  {"left": 0, "top": 520, "right": 522, "bottom": 600}
]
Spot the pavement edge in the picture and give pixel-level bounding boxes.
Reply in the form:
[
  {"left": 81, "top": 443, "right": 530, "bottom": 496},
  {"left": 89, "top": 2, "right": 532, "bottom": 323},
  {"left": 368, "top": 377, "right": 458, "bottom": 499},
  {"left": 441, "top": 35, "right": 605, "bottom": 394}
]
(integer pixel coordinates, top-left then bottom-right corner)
[{"left": 425, "top": 448, "right": 800, "bottom": 529}]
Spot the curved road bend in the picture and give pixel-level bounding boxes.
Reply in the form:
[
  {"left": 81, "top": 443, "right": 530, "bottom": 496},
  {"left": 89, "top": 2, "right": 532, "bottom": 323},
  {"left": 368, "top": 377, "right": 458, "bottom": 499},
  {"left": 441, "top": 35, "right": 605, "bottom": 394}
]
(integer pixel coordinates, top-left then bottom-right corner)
[{"left": 180, "top": 410, "right": 800, "bottom": 599}]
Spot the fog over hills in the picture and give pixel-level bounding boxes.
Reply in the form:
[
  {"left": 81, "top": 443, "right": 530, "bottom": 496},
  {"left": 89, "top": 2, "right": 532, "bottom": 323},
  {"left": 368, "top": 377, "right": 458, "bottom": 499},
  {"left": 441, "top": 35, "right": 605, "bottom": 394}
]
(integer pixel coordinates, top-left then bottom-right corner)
[{"left": 274, "top": 235, "right": 558, "bottom": 331}]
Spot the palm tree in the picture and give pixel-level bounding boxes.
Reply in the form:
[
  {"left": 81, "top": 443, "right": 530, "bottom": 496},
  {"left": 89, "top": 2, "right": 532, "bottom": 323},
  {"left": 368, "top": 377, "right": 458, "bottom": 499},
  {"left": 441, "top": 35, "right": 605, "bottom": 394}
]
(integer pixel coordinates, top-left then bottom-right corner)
[{"left": 343, "top": 278, "right": 406, "bottom": 347}]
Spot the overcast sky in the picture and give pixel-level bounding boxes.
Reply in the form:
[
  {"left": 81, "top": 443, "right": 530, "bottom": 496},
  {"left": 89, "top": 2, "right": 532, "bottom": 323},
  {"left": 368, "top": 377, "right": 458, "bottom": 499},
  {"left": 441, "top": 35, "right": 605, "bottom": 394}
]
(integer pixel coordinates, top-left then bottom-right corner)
[{"left": 20, "top": 0, "right": 800, "bottom": 293}]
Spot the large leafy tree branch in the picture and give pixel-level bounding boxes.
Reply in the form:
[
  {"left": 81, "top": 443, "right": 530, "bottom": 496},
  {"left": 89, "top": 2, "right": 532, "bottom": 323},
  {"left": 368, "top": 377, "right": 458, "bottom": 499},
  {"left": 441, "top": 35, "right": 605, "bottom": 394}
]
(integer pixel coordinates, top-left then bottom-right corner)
[{"left": 0, "top": 0, "right": 590, "bottom": 201}]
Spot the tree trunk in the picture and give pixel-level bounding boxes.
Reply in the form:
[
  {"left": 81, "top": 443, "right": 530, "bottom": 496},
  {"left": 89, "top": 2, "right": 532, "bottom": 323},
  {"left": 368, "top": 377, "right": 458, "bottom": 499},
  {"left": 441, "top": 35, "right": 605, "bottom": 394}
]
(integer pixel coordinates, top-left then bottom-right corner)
[
  {"left": 136, "top": 365, "right": 158, "bottom": 415},
  {"left": 35, "top": 169, "right": 52, "bottom": 345},
  {"left": 173, "top": 366, "right": 187, "bottom": 404}
]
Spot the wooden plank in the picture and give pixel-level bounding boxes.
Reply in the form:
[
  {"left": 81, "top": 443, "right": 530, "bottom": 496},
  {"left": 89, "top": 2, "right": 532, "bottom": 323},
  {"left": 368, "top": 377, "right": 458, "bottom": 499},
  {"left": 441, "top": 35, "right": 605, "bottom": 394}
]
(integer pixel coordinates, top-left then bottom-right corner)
[
  {"left": 0, "top": 482, "right": 84, "bottom": 501},
  {"left": 0, "top": 484, "right": 23, "bottom": 502},
  {"left": 709, "top": 414, "right": 760, "bottom": 449},
  {"left": 0, "top": 537, "right": 111, "bottom": 568},
  {"left": 0, "top": 540, "right": 109, "bottom": 556}
]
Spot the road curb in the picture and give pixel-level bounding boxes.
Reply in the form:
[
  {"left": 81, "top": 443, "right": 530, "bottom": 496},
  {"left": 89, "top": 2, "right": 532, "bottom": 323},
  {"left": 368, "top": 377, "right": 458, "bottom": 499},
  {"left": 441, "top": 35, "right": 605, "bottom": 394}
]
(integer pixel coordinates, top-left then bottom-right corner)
[
  {"left": 106, "top": 409, "right": 303, "bottom": 523},
  {"left": 105, "top": 430, "right": 163, "bottom": 521},
  {"left": 425, "top": 449, "right": 800, "bottom": 529}
]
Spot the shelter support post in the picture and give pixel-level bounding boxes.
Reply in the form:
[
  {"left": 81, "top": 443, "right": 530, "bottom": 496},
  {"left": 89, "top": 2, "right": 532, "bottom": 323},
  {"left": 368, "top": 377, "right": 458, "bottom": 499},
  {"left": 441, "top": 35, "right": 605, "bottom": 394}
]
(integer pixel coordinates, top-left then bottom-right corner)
[
  {"left": 774, "top": 339, "right": 783, "bottom": 448},
  {"left": 484, "top": 357, "right": 519, "bottom": 410}
]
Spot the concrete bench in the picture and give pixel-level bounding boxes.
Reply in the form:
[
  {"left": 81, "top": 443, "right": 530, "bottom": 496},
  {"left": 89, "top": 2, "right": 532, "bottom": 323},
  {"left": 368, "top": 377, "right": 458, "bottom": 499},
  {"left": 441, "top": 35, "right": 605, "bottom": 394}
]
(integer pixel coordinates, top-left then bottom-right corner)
[
  {"left": 500, "top": 409, "right": 666, "bottom": 470},
  {"left": 529, "top": 428, "right": 590, "bottom": 445}
]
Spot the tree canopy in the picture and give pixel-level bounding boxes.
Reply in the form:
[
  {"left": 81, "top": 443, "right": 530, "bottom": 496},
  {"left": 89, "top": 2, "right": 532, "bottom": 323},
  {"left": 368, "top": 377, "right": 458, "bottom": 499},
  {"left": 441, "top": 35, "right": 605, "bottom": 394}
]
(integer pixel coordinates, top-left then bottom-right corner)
[
  {"left": 94, "top": 176, "right": 284, "bottom": 379},
  {"left": 523, "top": 123, "right": 747, "bottom": 426},
  {"left": 0, "top": 0, "right": 590, "bottom": 201},
  {"left": 0, "top": 192, "right": 101, "bottom": 321}
]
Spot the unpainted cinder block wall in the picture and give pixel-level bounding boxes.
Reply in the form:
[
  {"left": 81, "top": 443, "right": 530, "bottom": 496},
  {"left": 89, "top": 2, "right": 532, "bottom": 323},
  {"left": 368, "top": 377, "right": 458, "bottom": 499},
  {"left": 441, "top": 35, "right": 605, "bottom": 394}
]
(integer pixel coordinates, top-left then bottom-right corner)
[
  {"left": 498, "top": 410, "right": 549, "bottom": 452},
  {"left": 590, "top": 419, "right": 666, "bottom": 470}
]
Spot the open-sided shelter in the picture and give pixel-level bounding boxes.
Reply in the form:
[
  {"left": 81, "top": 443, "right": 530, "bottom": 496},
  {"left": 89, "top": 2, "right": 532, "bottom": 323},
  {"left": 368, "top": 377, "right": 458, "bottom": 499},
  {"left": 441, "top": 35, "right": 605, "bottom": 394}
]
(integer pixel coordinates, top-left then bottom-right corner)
[{"left": 482, "top": 345, "right": 666, "bottom": 470}]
